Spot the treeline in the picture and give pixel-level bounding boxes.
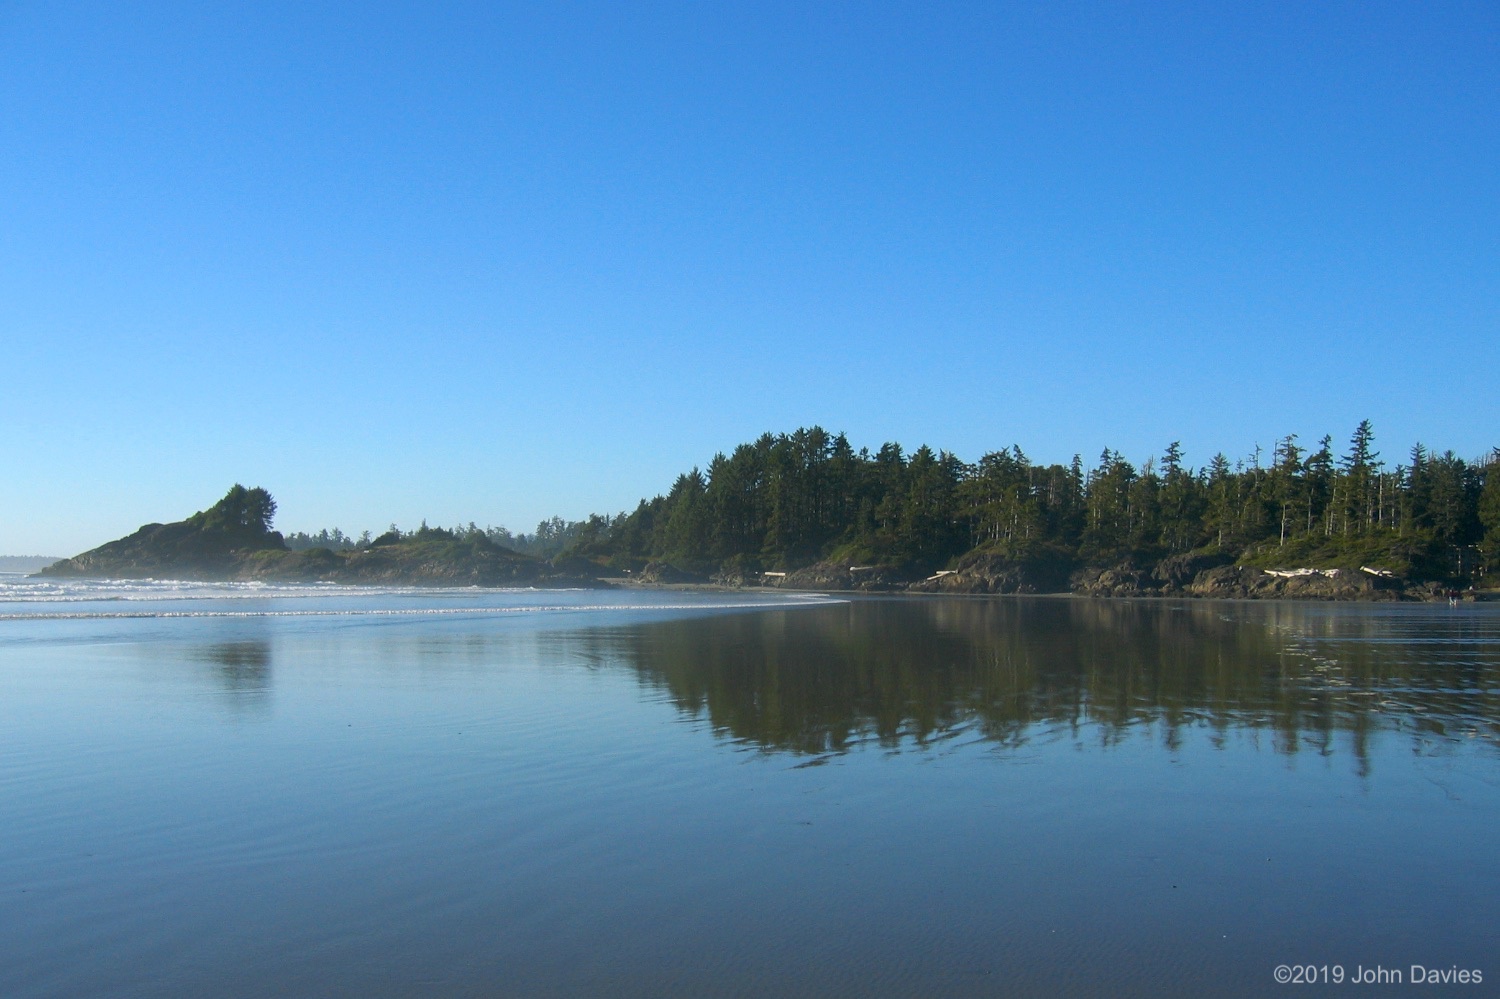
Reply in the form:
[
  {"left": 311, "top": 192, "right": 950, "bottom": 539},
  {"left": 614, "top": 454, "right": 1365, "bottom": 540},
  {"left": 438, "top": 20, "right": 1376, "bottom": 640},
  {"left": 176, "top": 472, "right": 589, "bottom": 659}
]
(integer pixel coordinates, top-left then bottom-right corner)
[
  {"left": 486, "top": 517, "right": 591, "bottom": 558},
  {"left": 561, "top": 424, "right": 1500, "bottom": 583},
  {"left": 285, "top": 527, "right": 368, "bottom": 551},
  {"left": 284, "top": 517, "right": 590, "bottom": 559}
]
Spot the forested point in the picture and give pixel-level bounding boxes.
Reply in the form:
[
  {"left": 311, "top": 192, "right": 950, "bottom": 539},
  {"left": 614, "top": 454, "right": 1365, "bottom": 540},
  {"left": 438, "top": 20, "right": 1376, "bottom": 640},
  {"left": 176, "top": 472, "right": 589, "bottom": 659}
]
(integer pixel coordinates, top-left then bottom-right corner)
[
  {"left": 557, "top": 423, "right": 1500, "bottom": 593},
  {"left": 38, "top": 425, "right": 1500, "bottom": 598}
]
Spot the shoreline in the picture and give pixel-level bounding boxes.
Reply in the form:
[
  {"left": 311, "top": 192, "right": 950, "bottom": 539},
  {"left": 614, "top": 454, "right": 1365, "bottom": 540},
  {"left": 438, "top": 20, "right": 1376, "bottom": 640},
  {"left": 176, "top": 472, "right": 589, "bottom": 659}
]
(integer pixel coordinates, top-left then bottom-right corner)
[
  {"left": 599, "top": 575, "right": 1497, "bottom": 603},
  {"left": 11, "top": 571, "right": 1495, "bottom": 605}
]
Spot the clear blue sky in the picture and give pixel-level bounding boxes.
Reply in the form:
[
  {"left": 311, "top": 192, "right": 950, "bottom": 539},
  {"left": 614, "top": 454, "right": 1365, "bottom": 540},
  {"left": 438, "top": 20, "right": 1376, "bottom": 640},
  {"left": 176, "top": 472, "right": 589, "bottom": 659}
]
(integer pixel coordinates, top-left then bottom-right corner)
[{"left": 3, "top": 2, "right": 1496, "bottom": 555}]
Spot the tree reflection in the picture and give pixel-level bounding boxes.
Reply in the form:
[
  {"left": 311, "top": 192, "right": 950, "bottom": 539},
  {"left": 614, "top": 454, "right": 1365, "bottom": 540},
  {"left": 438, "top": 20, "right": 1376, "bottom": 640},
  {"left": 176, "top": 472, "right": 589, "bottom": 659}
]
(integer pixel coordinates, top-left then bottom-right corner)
[
  {"left": 196, "top": 640, "right": 273, "bottom": 713},
  {"left": 600, "top": 598, "right": 1500, "bottom": 764}
]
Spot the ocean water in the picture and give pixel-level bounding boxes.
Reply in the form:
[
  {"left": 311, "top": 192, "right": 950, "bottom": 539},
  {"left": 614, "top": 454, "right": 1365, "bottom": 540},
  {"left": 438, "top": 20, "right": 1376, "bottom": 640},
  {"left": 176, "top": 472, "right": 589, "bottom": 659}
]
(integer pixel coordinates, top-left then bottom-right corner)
[{"left": 2, "top": 578, "right": 1497, "bottom": 997}]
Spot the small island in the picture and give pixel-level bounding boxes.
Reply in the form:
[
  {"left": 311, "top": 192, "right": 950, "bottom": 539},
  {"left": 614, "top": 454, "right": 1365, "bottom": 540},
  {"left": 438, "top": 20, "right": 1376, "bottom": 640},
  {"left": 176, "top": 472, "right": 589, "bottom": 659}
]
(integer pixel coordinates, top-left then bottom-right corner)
[{"left": 38, "top": 485, "right": 607, "bottom": 588}]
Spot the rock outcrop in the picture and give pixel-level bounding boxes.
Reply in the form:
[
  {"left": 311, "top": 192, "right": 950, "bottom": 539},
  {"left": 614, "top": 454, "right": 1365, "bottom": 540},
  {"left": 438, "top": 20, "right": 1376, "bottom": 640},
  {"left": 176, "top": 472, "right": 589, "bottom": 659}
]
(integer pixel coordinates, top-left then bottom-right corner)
[
  {"left": 637, "top": 561, "right": 707, "bottom": 585},
  {"left": 773, "top": 561, "right": 911, "bottom": 591},
  {"left": 908, "top": 548, "right": 1073, "bottom": 594},
  {"left": 1065, "top": 560, "right": 1434, "bottom": 601},
  {"left": 1152, "top": 550, "right": 1235, "bottom": 588},
  {"left": 1182, "top": 565, "right": 1415, "bottom": 601},
  {"left": 1070, "top": 565, "right": 1155, "bottom": 598}
]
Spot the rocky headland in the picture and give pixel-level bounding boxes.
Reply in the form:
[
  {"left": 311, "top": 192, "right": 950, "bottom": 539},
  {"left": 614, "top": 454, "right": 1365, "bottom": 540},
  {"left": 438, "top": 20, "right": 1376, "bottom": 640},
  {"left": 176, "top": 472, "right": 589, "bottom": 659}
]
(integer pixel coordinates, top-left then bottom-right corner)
[{"left": 37, "top": 486, "right": 608, "bottom": 588}]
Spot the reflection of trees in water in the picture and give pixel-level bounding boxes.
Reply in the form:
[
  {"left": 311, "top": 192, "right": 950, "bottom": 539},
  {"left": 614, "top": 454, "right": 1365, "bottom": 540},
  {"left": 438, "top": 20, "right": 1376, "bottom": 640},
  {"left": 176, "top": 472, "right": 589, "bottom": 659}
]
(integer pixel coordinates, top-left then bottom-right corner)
[
  {"left": 601, "top": 599, "right": 1500, "bottom": 762},
  {"left": 197, "top": 640, "right": 273, "bottom": 712}
]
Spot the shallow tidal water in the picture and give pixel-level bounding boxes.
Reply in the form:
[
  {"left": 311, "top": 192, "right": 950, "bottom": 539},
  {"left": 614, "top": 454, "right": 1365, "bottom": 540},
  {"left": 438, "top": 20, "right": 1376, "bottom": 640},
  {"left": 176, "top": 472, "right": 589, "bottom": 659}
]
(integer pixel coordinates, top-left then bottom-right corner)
[{"left": 2, "top": 578, "right": 1498, "bottom": 997}]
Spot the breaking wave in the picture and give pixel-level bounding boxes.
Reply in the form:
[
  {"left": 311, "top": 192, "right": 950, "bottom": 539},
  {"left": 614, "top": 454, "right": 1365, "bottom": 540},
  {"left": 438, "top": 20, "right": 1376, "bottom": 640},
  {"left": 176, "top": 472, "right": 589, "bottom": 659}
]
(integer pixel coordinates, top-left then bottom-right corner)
[
  {"left": 0, "top": 577, "right": 839, "bottom": 621},
  {"left": 0, "top": 578, "right": 538, "bottom": 603}
]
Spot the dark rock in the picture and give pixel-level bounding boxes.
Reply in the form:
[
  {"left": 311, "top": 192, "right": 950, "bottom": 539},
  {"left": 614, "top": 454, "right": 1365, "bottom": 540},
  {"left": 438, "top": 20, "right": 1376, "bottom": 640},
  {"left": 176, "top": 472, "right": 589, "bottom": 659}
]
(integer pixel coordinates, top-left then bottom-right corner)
[
  {"left": 1184, "top": 566, "right": 1411, "bottom": 601},
  {"left": 1152, "top": 551, "right": 1234, "bottom": 588},
  {"left": 1072, "top": 565, "right": 1156, "bottom": 598},
  {"left": 776, "top": 561, "right": 910, "bottom": 591},
  {"left": 909, "top": 549, "right": 1073, "bottom": 594},
  {"left": 638, "top": 561, "right": 705, "bottom": 585}
]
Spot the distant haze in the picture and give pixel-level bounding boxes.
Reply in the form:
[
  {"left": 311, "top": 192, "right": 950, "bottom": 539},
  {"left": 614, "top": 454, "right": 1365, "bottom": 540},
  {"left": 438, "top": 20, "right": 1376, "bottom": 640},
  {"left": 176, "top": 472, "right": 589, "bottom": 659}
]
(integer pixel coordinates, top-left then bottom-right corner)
[{"left": 0, "top": 557, "right": 64, "bottom": 573}]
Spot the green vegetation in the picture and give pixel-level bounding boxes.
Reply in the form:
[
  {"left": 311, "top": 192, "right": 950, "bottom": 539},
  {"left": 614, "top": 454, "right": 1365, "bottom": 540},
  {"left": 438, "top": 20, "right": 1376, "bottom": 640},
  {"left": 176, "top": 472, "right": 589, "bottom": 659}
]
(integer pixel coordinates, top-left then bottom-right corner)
[
  {"left": 40, "top": 488, "right": 603, "bottom": 588},
  {"left": 39, "top": 427, "right": 1500, "bottom": 597},
  {"left": 284, "top": 527, "right": 366, "bottom": 551},
  {"left": 562, "top": 424, "right": 1499, "bottom": 588},
  {"left": 190, "top": 484, "right": 278, "bottom": 537},
  {"left": 284, "top": 518, "right": 589, "bottom": 558}
]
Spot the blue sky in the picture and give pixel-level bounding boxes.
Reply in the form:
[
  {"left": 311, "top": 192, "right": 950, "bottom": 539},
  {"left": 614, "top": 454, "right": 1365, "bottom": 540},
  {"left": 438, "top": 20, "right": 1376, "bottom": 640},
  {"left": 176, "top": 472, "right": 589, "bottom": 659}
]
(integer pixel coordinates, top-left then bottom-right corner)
[{"left": 3, "top": 2, "right": 1497, "bottom": 554}]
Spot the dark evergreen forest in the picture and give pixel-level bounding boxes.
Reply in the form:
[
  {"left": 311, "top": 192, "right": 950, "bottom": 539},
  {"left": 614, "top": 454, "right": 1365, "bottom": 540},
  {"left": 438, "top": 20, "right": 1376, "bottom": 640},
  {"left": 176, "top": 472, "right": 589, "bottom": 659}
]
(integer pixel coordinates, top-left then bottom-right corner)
[{"left": 561, "top": 423, "right": 1500, "bottom": 585}]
